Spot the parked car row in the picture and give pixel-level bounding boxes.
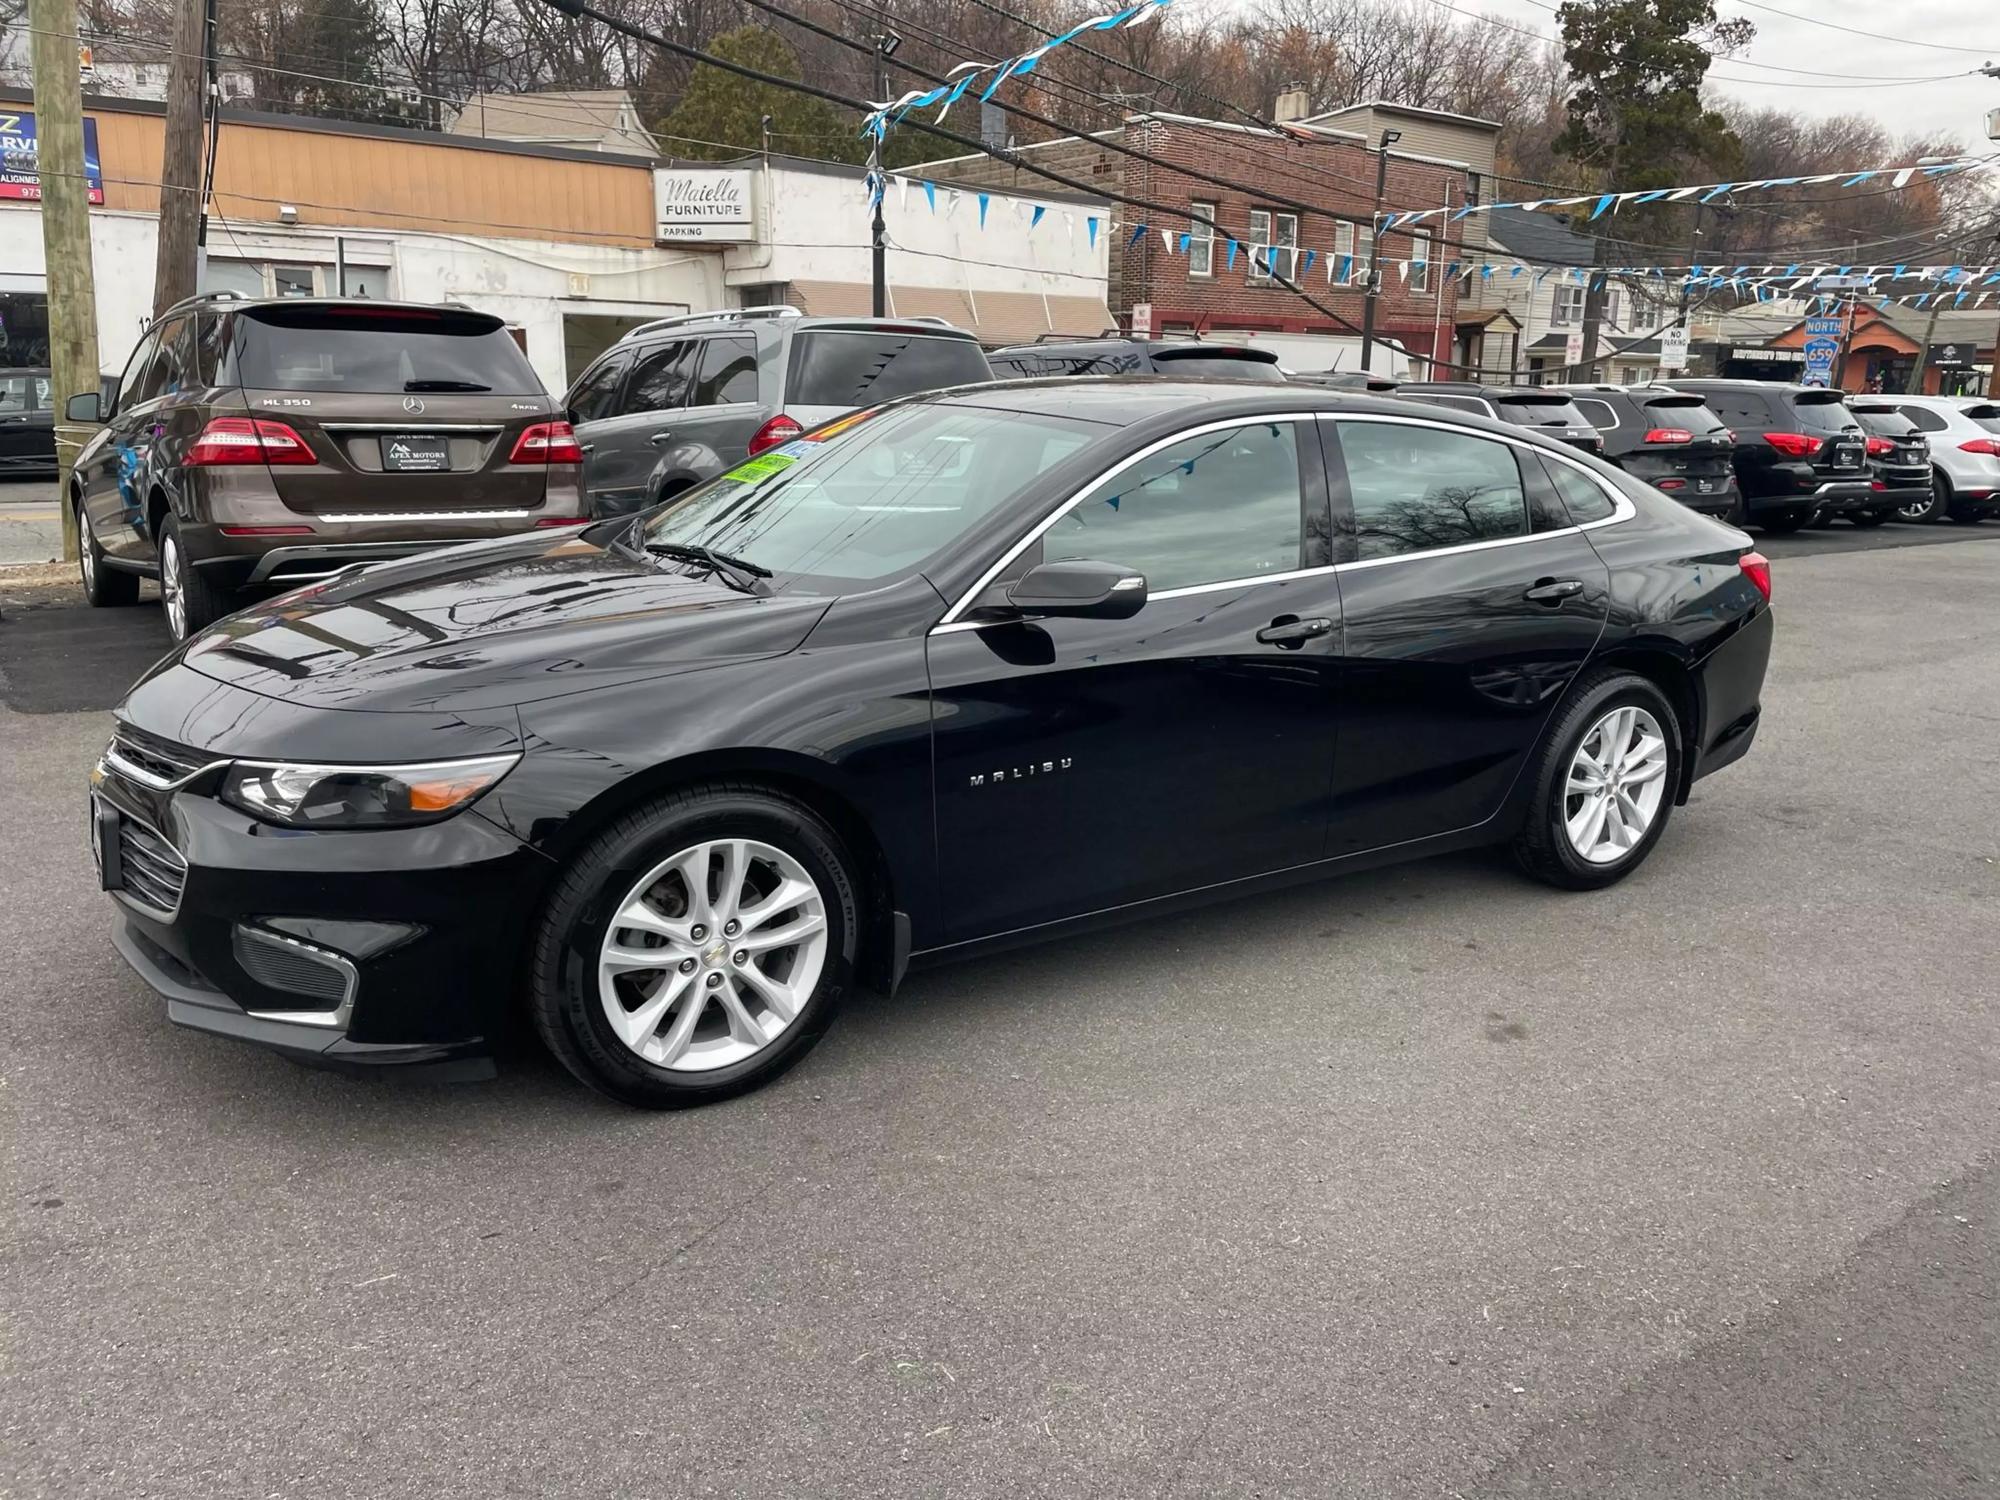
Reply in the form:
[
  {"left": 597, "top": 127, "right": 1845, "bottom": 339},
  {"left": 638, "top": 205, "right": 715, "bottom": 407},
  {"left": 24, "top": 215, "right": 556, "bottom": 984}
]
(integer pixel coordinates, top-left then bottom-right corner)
[{"left": 61, "top": 295, "right": 1998, "bottom": 645}]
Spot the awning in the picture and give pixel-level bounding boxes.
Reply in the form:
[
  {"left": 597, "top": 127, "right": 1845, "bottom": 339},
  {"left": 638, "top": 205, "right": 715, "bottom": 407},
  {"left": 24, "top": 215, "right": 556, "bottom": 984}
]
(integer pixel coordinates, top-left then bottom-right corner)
[{"left": 785, "top": 280, "right": 1112, "bottom": 346}]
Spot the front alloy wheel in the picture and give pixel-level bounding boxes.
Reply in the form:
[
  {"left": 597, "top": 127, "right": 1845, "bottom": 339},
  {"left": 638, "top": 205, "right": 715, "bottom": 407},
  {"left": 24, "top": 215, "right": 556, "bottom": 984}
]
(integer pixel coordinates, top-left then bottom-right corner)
[
  {"left": 598, "top": 838, "right": 828, "bottom": 1072},
  {"left": 160, "top": 532, "right": 187, "bottom": 639}
]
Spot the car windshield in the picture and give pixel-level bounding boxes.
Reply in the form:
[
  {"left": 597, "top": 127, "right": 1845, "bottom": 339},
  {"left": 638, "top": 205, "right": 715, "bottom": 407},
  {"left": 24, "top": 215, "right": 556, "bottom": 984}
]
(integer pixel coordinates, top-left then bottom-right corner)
[
  {"left": 232, "top": 306, "right": 544, "bottom": 395},
  {"left": 1849, "top": 406, "right": 1917, "bottom": 436},
  {"left": 785, "top": 330, "right": 992, "bottom": 406},
  {"left": 638, "top": 401, "right": 1097, "bottom": 588}
]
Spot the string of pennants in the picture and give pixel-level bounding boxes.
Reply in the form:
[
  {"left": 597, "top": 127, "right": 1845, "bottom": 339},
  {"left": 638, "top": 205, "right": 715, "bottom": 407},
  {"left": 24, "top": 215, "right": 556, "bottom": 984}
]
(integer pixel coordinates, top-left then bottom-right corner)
[
  {"left": 1379, "top": 155, "right": 1997, "bottom": 229},
  {"left": 855, "top": 175, "right": 2000, "bottom": 308}
]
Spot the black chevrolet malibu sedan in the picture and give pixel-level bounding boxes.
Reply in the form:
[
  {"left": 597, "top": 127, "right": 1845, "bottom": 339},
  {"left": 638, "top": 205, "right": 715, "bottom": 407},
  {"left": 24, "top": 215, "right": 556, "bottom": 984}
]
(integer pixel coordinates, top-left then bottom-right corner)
[{"left": 91, "top": 381, "right": 1774, "bottom": 1108}]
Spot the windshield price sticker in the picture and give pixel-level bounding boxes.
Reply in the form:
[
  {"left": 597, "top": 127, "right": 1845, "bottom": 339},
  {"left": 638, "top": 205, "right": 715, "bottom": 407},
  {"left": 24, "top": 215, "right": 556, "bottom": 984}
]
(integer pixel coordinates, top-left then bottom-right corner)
[{"left": 722, "top": 451, "right": 799, "bottom": 484}]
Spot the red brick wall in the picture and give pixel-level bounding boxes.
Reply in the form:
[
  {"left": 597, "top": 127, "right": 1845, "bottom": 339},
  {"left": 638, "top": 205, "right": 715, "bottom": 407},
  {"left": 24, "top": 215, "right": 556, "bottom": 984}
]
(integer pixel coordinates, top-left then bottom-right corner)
[{"left": 921, "top": 119, "right": 1468, "bottom": 368}]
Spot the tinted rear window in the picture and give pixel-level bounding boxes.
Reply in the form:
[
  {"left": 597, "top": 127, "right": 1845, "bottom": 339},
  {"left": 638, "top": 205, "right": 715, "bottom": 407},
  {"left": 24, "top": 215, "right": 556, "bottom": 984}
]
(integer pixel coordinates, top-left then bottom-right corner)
[
  {"left": 1147, "top": 350, "right": 1286, "bottom": 382},
  {"left": 1641, "top": 395, "right": 1727, "bottom": 434},
  {"left": 1495, "top": 395, "right": 1590, "bottom": 427},
  {"left": 787, "top": 331, "right": 991, "bottom": 406},
  {"left": 1849, "top": 406, "right": 1917, "bottom": 436},
  {"left": 1965, "top": 402, "right": 2000, "bottom": 434},
  {"left": 233, "top": 307, "right": 543, "bottom": 395},
  {"left": 1792, "top": 391, "right": 1859, "bottom": 433}
]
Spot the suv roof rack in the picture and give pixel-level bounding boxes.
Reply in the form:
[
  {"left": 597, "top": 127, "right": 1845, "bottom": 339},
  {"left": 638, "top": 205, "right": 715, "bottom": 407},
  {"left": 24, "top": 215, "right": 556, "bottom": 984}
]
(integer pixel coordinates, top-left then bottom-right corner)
[
  {"left": 158, "top": 289, "right": 247, "bottom": 318},
  {"left": 622, "top": 304, "right": 804, "bottom": 342}
]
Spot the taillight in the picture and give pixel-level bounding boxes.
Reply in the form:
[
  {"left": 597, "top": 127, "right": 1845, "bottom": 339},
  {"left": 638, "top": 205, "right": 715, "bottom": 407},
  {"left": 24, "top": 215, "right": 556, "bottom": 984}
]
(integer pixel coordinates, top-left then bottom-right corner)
[
  {"left": 186, "top": 416, "right": 316, "bottom": 466},
  {"left": 1959, "top": 437, "right": 2000, "bottom": 456},
  {"left": 1642, "top": 427, "right": 1693, "bottom": 444},
  {"left": 1864, "top": 436, "right": 1893, "bottom": 456},
  {"left": 747, "top": 414, "right": 803, "bottom": 455},
  {"left": 1762, "top": 431, "right": 1821, "bottom": 459},
  {"left": 1871, "top": 480, "right": 1886, "bottom": 491},
  {"left": 1737, "top": 550, "right": 1771, "bottom": 603},
  {"left": 1657, "top": 478, "right": 1686, "bottom": 490},
  {"left": 509, "top": 421, "right": 583, "bottom": 464}
]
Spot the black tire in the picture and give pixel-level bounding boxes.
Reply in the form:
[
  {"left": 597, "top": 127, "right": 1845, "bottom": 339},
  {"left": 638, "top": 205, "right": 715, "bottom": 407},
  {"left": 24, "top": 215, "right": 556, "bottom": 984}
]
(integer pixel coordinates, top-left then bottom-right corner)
[
  {"left": 1899, "top": 472, "right": 1950, "bottom": 524},
  {"left": 1848, "top": 509, "right": 1892, "bottom": 528},
  {"left": 1721, "top": 488, "right": 1748, "bottom": 528},
  {"left": 1513, "top": 670, "right": 1684, "bottom": 892},
  {"left": 530, "top": 783, "right": 861, "bottom": 1108},
  {"left": 1756, "top": 507, "right": 1815, "bottom": 534},
  {"left": 157, "top": 514, "right": 230, "bottom": 641},
  {"left": 76, "top": 494, "right": 139, "bottom": 606}
]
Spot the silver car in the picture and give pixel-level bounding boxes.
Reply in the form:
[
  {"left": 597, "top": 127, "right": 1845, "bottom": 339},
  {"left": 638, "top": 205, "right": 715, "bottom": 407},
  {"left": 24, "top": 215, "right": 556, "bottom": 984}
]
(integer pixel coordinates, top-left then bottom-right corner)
[{"left": 1883, "top": 394, "right": 2000, "bottom": 523}]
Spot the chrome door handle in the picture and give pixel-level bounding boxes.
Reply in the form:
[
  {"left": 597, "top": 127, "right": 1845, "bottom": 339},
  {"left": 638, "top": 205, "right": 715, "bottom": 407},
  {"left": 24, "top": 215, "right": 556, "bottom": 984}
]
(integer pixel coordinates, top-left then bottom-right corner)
[
  {"left": 649, "top": 430, "right": 675, "bottom": 447},
  {"left": 578, "top": 442, "right": 595, "bottom": 453},
  {"left": 1524, "top": 579, "right": 1584, "bottom": 603},
  {"left": 1256, "top": 615, "right": 1334, "bottom": 647}
]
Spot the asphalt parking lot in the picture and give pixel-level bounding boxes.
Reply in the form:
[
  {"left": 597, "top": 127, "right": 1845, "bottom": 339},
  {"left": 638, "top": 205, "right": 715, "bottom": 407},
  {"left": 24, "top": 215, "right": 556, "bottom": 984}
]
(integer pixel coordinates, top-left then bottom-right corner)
[{"left": 3, "top": 527, "right": 1997, "bottom": 1498}]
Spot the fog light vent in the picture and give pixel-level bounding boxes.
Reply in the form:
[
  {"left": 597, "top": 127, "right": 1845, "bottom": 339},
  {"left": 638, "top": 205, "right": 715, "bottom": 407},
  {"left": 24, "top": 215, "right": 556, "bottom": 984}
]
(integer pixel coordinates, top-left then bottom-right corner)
[{"left": 233, "top": 925, "right": 354, "bottom": 1014}]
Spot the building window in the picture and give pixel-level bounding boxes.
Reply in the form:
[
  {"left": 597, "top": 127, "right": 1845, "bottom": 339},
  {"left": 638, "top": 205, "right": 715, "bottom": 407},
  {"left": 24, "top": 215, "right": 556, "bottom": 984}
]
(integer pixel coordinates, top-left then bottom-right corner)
[
  {"left": 1604, "top": 289, "right": 1622, "bottom": 326},
  {"left": 1333, "top": 221, "right": 1356, "bottom": 284},
  {"left": 1188, "top": 202, "right": 1216, "bottom": 279},
  {"left": 1247, "top": 210, "right": 1299, "bottom": 285},
  {"left": 1409, "top": 230, "right": 1431, "bottom": 294},
  {"left": 1357, "top": 227, "right": 1375, "bottom": 287},
  {"left": 1552, "top": 284, "right": 1585, "bottom": 326}
]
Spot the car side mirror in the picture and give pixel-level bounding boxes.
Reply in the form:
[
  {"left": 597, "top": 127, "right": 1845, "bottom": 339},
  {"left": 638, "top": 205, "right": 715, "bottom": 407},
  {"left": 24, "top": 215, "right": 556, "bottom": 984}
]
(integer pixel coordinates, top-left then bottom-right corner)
[
  {"left": 1002, "top": 559, "right": 1147, "bottom": 619},
  {"left": 65, "top": 391, "right": 102, "bottom": 423}
]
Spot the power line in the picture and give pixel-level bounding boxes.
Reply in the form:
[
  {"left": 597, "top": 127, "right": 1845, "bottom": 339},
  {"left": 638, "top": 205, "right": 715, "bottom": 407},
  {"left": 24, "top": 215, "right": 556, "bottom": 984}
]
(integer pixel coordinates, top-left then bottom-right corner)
[{"left": 1721, "top": 0, "right": 2000, "bottom": 53}]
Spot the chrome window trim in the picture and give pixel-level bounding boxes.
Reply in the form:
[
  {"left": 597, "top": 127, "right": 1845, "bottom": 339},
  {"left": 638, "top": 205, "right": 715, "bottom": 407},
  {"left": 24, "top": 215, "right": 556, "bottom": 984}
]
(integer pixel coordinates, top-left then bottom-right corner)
[
  {"left": 933, "top": 412, "right": 1321, "bottom": 629},
  {"left": 237, "top": 926, "right": 360, "bottom": 1030},
  {"left": 927, "top": 410, "right": 1635, "bottom": 635}
]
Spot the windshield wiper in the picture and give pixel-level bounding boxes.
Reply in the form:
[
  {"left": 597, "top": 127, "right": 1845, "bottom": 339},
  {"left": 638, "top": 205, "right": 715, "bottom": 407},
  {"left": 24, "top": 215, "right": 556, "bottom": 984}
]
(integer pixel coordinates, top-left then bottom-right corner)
[
  {"left": 404, "top": 379, "right": 492, "bottom": 392},
  {"left": 643, "top": 540, "right": 771, "bottom": 592}
]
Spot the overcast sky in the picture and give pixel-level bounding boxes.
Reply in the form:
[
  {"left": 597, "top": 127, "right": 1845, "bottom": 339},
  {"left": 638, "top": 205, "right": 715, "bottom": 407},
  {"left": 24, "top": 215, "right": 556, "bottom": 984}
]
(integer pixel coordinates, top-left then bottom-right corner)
[{"left": 1465, "top": 0, "right": 1999, "bottom": 149}]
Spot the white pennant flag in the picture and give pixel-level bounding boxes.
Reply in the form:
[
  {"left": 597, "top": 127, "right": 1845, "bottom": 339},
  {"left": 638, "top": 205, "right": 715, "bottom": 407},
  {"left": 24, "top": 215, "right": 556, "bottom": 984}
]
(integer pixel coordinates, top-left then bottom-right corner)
[
  {"left": 1161, "top": 226, "right": 1173, "bottom": 253},
  {"left": 1397, "top": 260, "right": 1409, "bottom": 284},
  {"left": 897, "top": 176, "right": 908, "bottom": 210}
]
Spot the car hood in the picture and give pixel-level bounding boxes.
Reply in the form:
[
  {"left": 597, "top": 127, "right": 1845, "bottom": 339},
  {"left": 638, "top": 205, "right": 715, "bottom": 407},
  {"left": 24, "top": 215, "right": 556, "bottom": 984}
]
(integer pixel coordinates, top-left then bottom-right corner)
[{"left": 168, "top": 528, "right": 833, "bottom": 714}]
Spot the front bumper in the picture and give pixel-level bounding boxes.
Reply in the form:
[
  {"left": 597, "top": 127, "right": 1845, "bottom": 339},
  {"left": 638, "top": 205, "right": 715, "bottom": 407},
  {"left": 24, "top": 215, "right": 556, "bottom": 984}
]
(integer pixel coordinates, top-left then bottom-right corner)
[{"left": 93, "top": 760, "right": 548, "bottom": 1075}]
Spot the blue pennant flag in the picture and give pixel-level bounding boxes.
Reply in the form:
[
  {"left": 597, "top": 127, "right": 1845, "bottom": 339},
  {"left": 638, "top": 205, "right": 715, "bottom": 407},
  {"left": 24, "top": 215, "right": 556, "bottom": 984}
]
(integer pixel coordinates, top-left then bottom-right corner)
[
  {"left": 1443, "top": 260, "right": 1459, "bottom": 281},
  {"left": 1336, "top": 254, "right": 1353, "bottom": 283},
  {"left": 1589, "top": 193, "right": 1616, "bottom": 221},
  {"left": 1226, "top": 239, "right": 1239, "bottom": 270},
  {"left": 978, "top": 193, "right": 989, "bottom": 228},
  {"left": 1301, "top": 249, "right": 1317, "bottom": 277},
  {"left": 1129, "top": 223, "right": 1147, "bottom": 247},
  {"left": 1030, "top": 204, "right": 1045, "bottom": 230},
  {"left": 922, "top": 180, "right": 936, "bottom": 212},
  {"left": 1086, "top": 216, "right": 1097, "bottom": 247}
]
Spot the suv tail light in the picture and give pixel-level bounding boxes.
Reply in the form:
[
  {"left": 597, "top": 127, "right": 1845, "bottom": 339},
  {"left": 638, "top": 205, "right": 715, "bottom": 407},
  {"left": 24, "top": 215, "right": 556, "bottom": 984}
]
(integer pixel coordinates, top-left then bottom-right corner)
[
  {"left": 1737, "top": 550, "right": 1772, "bottom": 603},
  {"left": 1864, "top": 436, "right": 1894, "bottom": 456},
  {"left": 1959, "top": 437, "right": 2000, "bottom": 456},
  {"left": 1762, "top": 431, "right": 1822, "bottom": 459},
  {"left": 747, "top": 414, "right": 803, "bottom": 456},
  {"left": 186, "top": 416, "right": 316, "bottom": 467},
  {"left": 1642, "top": 427, "right": 1693, "bottom": 445},
  {"left": 509, "top": 421, "right": 584, "bottom": 464}
]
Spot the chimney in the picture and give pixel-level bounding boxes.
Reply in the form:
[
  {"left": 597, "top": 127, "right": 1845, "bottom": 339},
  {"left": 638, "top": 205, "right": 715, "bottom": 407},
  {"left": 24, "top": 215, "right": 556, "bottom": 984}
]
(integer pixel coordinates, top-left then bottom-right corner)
[{"left": 1273, "top": 85, "right": 1310, "bottom": 124}]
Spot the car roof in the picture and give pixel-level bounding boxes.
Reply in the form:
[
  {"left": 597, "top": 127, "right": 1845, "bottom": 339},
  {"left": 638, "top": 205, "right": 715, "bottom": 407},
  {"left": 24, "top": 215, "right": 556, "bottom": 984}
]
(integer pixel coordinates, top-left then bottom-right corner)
[
  {"left": 620, "top": 312, "right": 978, "bottom": 343},
  {"left": 1401, "top": 382, "right": 1577, "bottom": 399},
  {"left": 990, "top": 338, "right": 1274, "bottom": 358}
]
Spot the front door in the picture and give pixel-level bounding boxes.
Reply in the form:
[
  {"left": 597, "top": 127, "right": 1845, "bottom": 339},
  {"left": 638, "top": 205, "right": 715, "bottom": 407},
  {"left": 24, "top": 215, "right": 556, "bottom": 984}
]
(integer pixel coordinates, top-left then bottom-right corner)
[
  {"left": 1319, "top": 414, "right": 1612, "bottom": 855},
  {"left": 928, "top": 415, "right": 1343, "bottom": 943},
  {"left": 564, "top": 349, "right": 632, "bottom": 513},
  {"left": 79, "top": 322, "right": 172, "bottom": 564}
]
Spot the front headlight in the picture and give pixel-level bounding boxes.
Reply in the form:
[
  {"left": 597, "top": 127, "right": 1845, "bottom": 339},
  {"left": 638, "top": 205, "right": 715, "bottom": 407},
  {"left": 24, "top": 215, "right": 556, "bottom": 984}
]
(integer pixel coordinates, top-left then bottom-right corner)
[{"left": 219, "top": 753, "right": 521, "bottom": 829}]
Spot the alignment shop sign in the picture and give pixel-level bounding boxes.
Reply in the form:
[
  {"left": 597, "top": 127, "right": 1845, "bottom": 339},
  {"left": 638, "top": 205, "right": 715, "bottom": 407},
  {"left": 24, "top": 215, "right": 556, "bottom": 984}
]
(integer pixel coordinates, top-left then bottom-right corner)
[
  {"left": 0, "top": 112, "right": 105, "bottom": 204},
  {"left": 655, "top": 168, "right": 755, "bottom": 242}
]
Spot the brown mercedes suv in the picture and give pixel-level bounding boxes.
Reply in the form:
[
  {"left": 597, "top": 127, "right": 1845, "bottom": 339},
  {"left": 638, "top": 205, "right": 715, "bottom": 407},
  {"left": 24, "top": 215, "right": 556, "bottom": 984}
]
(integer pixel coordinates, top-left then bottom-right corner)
[{"left": 67, "top": 293, "right": 585, "bottom": 640}]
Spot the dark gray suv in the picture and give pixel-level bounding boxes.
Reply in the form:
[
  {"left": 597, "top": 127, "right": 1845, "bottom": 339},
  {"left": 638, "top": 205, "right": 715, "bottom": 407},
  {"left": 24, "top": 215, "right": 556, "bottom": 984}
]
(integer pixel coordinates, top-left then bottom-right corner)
[{"left": 563, "top": 307, "right": 993, "bottom": 516}]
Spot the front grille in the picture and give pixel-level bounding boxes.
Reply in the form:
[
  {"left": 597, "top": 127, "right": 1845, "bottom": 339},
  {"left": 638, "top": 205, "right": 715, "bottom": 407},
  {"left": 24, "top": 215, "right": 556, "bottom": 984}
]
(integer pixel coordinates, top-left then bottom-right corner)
[
  {"left": 107, "top": 727, "right": 212, "bottom": 788},
  {"left": 117, "top": 819, "right": 188, "bottom": 914},
  {"left": 232, "top": 927, "right": 350, "bottom": 1007}
]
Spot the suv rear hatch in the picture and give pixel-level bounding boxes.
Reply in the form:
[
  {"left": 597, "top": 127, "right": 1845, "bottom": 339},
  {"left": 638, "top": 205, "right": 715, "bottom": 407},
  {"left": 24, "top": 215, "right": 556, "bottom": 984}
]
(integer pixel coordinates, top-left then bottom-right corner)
[
  {"left": 1791, "top": 389, "right": 1867, "bottom": 477},
  {"left": 1621, "top": 392, "right": 1734, "bottom": 499},
  {"left": 1848, "top": 403, "right": 1931, "bottom": 486},
  {"left": 785, "top": 324, "right": 993, "bottom": 427},
  {"left": 1493, "top": 392, "right": 1604, "bottom": 454},
  {"left": 230, "top": 303, "right": 556, "bottom": 517}
]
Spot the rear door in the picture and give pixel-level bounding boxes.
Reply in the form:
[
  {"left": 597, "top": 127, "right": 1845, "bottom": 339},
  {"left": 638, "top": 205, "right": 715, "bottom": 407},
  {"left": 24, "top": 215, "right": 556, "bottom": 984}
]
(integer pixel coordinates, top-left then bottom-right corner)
[
  {"left": 663, "top": 333, "right": 763, "bottom": 480},
  {"left": 0, "top": 370, "right": 52, "bottom": 468},
  {"left": 783, "top": 325, "right": 993, "bottom": 428},
  {"left": 229, "top": 304, "right": 553, "bottom": 518},
  {"left": 1321, "top": 413, "right": 1612, "bottom": 854},
  {"left": 580, "top": 338, "right": 695, "bottom": 513}
]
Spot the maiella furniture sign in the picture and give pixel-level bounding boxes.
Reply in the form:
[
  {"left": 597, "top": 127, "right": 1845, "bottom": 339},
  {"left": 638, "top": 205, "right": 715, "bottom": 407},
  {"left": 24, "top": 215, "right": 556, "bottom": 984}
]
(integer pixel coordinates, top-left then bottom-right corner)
[
  {"left": 655, "top": 169, "right": 755, "bottom": 242},
  {"left": 0, "top": 112, "right": 105, "bottom": 204}
]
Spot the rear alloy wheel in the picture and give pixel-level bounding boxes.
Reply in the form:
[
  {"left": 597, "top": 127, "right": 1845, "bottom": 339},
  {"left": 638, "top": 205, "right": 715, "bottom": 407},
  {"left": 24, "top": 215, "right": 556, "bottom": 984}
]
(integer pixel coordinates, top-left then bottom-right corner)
[
  {"left": 157, "top": 515, "right": 230, "bottom": 642},
  {"left": 1898, "top": 473, "right": 1949, "bottom": 524},
  {"left": 77, "top": 495, "right": 138, "bottom": 607},
  {"left": 1514, "top": 671, "right": 1682, "bottom": 891},
  {"left": 531, "top": 785, "right": 859, "bottom": 1108}
]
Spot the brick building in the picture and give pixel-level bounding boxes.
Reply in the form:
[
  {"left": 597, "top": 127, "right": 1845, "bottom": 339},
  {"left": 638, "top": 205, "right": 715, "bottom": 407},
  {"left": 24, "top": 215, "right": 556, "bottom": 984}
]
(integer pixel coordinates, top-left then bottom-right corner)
[{"left": 912, "top": 100, "right": 1500, "bottom": 375}]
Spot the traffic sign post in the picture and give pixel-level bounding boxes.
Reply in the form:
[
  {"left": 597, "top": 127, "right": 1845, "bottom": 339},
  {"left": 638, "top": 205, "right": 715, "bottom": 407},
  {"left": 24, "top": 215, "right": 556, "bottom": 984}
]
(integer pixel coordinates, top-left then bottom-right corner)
[
  {"left": 1658, "top": 326, "right": 1689, "bottom": 372},
  {"left": 1801, "top": 336, "right": 1839, "bottom": 388}
]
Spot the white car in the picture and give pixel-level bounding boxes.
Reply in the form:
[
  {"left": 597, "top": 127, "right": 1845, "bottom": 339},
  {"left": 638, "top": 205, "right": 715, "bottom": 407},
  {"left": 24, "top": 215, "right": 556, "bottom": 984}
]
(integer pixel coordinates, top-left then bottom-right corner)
[{"left": 1883, "top": 394, "right": 2000, "bottom": 523}]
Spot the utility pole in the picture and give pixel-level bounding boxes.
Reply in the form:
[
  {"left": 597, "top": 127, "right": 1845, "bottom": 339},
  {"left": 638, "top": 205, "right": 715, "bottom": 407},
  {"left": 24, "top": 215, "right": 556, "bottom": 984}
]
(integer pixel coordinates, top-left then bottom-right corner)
[
  {"left": 152, "top": 0, "right": 208, "bottom": 311},
  {"left": 1983, "top": 65, "right": 2000, "bottom": 397},
  {"left": 29, "top": 0, "right": 97, "bottom": 562},
  {"left": 1358, "top": 127, "right": 1400, "bottom": 373},
  {"left": 1674, "top": 201, "right": 1704, "bottom": 327},
  {"left": 194, "top": 0, "right": 220, "bottom": 263},
  {"left": 869, "top": 32, "right": 900, "bottom": 319}
]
